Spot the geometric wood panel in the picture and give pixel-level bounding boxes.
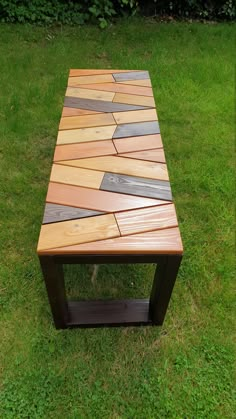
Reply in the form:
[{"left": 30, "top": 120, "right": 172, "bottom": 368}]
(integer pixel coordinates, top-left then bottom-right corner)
[{"left": 37, "top": 69, "right": 183, "bottom": 255}]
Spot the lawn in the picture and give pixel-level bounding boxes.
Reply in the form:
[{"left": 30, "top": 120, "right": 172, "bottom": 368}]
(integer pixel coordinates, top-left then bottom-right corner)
[{"left": 0, "top": 20, "right": 235, "bottom": 418}]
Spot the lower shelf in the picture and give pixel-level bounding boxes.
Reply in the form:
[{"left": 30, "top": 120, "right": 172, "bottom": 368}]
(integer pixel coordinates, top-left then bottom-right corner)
[{"left": 67, "top": 299, "right": 152, "bottom": 328}]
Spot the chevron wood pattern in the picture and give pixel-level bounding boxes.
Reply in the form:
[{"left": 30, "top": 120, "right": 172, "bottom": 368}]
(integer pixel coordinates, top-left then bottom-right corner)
[{"left": 37, "top": 69, "right": 183, "bottom": 255}]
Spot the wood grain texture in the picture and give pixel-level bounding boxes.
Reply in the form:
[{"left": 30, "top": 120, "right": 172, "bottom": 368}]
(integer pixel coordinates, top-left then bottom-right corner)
[
  {"left": 64, "top": 96, "right": 148, "bottom": 113},
  {"left": 69, "top": 69, "right": 135, "bottom": 77},
  {"left": 113, "top": 121, "right": 160, "bottom": 139},
  {"left": 46, "top": 182, "right": 162, "bottom": 212},
  {"left": 54, "top": 140, "right": 117, "bottom": 162},
  {"left": 37, "top": 213, "right": 120, "bottom": 251},
  {"left": 62, "top": 107, "right": 101, "bottom": 117},
  {"left": 59, "top": 113, "right": 115, "bottom": 130},
  {"left": 46, "top": 227, "right": 183, "bottom": 254},
  {"left": 78, "top": 82, "right": 153, "bottom": 97},
  {"left": 59, "top": 156, "right": 169, "bottom": 181},
  {"left": 113, "top": 93, "right": 155, "bottom": 107},
  {"left": 43, "top": 203, "right": 103, "bottom": 224},
  {"left": 113, "top": 109, "right": 157, "bottom": 125},
  {"left": 113, "top": 134, "right": 163, "bottom": 153},
  {"left": 113, "top": 71, "right": 149, "bottom": 81},
  {"left": 101, "top": 173, "right": 172, "bottom": 200},
  {"left": 68, "top": 74, "right": 114, "bottom": 86},
  {"left": 118, "top": 79, "right": 152, "bottom": 87},
  {"left": 66, "top": 87, "right": 115, "bottom": 102},
  {"left": 57, "top": 125, "right": 116, "bottom": 145},
  {"left": 115, "top": 204, "right": 178, "bottom": 236},
  {"left": 50, "top": 164, "right": 104, "bottom": 189},
  {"left": 119, "top": 148, "right": 166, "bottom": 163}
]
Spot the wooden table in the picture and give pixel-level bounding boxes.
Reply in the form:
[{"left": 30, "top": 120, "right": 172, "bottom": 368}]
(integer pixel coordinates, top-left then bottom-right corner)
[{"left": 37, "top": 69, "right": 183, "bottom": 329}]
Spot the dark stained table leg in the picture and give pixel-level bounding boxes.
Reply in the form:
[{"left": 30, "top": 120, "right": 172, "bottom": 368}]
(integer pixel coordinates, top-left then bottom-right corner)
[
  {"left": 149, "top": 255, "right": 182, "bottom": 325},
  {"left": 39, "top": 256, "right": 69, "bottom": 329}
]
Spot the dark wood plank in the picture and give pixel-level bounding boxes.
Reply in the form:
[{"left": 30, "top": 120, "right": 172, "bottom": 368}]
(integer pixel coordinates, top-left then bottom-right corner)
[
  {"left": 100, "top": 173, "right": 172, "bottom": 201},
  {"left": 67, "top": 299, "right": 151, "bottom": 327},
  {"left": 113, "top": 121, "right": 160, "bottom": 139},
  {"left": 64, "top": 96, "right": 149, "bottom": 113},
  {"left": 113, "top": 71, "right": 150, "bottom": 82},
  {"left": 43, "top": 203, "right": 104, "bottom": 224}
]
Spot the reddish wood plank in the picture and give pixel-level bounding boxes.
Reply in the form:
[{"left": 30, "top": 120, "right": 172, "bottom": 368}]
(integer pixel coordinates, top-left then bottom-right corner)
[
  {"left": 78, "top": 83, "right": 153, "bottom": 97},
  {"left": 54, "top": 140, "right": 117, "bottom": 162},
  {"left": 113, "top": 134, "right": 163, "bottom": 153},
  {"left": 62, "top": 107, "right": 101, "bottom": 117},
  {"left": 46, "top": 182, "right": 168, "bottom": 213},
  {"left": 45, "top": 227, "right": 183, "bottom": 255},
  {"left": 119, "top": 148, "right": 166, "bottom": 163},
  {"left": 115, "top": 204, "right": 178, "bottom": 236}
]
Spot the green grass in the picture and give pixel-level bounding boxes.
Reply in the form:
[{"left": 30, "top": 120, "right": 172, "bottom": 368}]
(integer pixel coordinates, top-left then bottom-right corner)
[{"left": 0, "top": 20, "right": 235, "bottom": 418}]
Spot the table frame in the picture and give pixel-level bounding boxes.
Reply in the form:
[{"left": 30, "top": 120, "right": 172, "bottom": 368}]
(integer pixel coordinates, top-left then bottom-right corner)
[{"left": 39, "top": 254, "right": 182, "bottom": 329}]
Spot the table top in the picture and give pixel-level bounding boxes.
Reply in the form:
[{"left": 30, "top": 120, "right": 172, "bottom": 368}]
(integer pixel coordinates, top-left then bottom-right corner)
[{"left": 37, "top": 69, "right": 183, "bottom": 255}]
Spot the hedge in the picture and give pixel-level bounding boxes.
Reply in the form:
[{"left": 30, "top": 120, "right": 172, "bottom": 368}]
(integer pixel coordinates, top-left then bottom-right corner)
[{"left": 0, "top": 0, "right": 235, "bottom": 27}]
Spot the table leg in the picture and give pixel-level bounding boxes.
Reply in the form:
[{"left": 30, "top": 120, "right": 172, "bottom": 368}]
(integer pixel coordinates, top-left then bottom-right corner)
[
  {"left": 39, "top": 256, "right": 69, "bottom": 329},
  {"left": 149, "top": 255, "right": 182, "bottom": 325}
]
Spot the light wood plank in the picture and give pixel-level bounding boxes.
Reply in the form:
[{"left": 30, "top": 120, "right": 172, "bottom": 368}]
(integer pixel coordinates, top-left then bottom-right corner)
[
  {"left": 59, "top": 156, "right": 169, "bottom": 181},
  {"left": 57, "top": 125, "right": 116, "bottom": 145},
  {"left": 119, "top": 148, "right": 166, "bottom": 163},
  {"left": 66, "top": 87, "right": 115, "bottom": 102},
  {"left": 46, "top": 182, "right": 165, "bottom": 212},
  {"left": 68, "top": 74, "right": 114, "bottom": 86},
  {"left": 69, "top": 69, "right": 136, "bottom": 77},
  {"left": 113, "top": 109, "right": 157, "bottom": 125},
  {"left": 118, "top": 79, "right": 152, "bottom": 87},
  {"left": 115, "top": 204, "right": 178, "bottom": 236},
  {"left": 45, "top": 227, "right": 183, "bottom": 255},
  {"left": 62, "top": 107, "right": 101, "bottom": 117},
  {"left": 59, "top": 113, "right": 115, "bottom": 130},
  {"left": 78, "top": 83, "right": 153, "bottom": 97},
  {"left": 113, "top": 93, "right": 155, "bottom": 107},
  {"left": 54, "top": 140, "right": 117, "bottom": 161},
  {"left": 114, "top": 134, "right": 163, "bottom": 153},
  {"left": 37, "top": 213, "right": 120, "bottom": 251},
  {"left": 50, "top": 164, "right": 104, "bottom": 189}
]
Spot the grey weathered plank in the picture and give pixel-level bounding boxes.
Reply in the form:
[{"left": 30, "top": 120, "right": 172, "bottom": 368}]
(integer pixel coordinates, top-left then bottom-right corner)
[
  {"left": 113, "top": 121, "right": 160, "bottom": 139},
  {"left": 43, "top": 203, "right": 104, "bottom": 224},
  {"left": 64, "top": 96, "right": 150, "bottom": 113},
  {"left": 113, "top": 71, "right": 150, "bottom": 82},
  {"left": 100, "top": 173, "right": 172, "bottom": 201}
]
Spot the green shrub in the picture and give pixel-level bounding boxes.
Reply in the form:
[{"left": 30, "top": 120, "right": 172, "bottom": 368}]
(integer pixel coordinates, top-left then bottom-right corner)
[{"left": 0, "top": 0, "right": 234, "bottom": 26}]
